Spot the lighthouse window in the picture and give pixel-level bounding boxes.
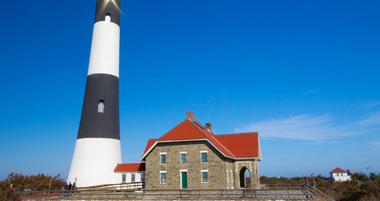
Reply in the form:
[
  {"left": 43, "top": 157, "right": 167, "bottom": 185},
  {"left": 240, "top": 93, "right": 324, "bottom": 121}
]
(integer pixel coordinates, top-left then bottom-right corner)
[
  {"left": 105, "top": 14, "right": 111, "bottom": 22},
  {"left": 98, "top": 100, "right": 105, "bottom": 113}
]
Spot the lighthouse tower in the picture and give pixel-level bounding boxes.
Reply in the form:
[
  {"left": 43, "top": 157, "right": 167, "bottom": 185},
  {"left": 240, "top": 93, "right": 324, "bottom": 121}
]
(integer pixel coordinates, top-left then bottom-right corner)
[{"left": 68, "top": 0, "right": 121, "bottom": 187}]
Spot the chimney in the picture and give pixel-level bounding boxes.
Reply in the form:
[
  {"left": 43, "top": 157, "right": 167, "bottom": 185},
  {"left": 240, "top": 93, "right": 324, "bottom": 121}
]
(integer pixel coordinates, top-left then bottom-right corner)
[
  {"left": 205, "top": 123, "right": 212, "bottom": 133},
  {"left": 186, "top": 111, "right": 195, "bottom": 121}
]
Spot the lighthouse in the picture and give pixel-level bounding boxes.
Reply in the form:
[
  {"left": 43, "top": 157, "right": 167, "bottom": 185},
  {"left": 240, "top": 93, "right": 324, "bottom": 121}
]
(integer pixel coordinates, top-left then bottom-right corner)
[{"left": 68, "top": 0, "right": 122, "bottom": 187}]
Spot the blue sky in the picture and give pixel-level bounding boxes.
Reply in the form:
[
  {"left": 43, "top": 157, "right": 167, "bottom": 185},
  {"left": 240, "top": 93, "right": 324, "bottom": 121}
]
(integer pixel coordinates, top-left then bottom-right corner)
[{"left": 0, "top": 0, "right": 379, "bottom": 179}]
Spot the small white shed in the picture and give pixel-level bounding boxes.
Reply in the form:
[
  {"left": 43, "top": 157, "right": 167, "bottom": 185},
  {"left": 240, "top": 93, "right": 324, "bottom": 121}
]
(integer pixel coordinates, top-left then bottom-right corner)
[
  {"left": 330, "top": 167, "right": 351, "bottom": 182},
  {"left": 114, "top": 163, "right": 145, "bottom": 184}
]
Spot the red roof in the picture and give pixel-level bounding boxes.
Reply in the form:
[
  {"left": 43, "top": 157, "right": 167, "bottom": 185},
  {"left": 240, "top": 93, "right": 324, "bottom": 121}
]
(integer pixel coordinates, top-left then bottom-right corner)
[
  {"left": 144, "top": 138, "right": 158, "bottom": 154},
  {"left": 114, "top": 163, "right": 145, "bottom": 173},
  {"left": 216, "top": 133, "right": 259, "bottom": 158},
  {"left": 142, "top": 115, "right": 261, "bottom": 160},
  {"left": 331, "top": 167, "right": 347, "bottom": 174}
]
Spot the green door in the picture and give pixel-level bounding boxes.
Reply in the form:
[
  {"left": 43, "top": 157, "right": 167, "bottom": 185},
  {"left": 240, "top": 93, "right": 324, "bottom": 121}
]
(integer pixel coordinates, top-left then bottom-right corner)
[{"left": 181, "top": 171, "right": 188, "bottom": 189}]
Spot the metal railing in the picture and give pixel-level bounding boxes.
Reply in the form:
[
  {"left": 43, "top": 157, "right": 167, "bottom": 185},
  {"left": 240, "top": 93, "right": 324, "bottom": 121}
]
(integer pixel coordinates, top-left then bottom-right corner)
[
  {"left": 13, "top": 189, "right": 63, "bottom": 200},
  {"left": 15, "top": 184, "right": 335, "bottom": 200},
  {"left": 64, "top": 185, "right": 317, "bottom": 200},
  {"left": 304, "top": 185, "right": 335, "bottom": 201},
  {"left": 77, "top": 182, "right": 144, "bottom": 191}
]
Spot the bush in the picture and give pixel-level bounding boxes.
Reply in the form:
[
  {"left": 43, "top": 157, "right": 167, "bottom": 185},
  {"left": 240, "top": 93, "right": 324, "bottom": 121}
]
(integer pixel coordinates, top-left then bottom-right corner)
[
  {"left": 0, "top": 173, "right": 66, "bottom": 200},
  {"left": 0, "top": 188, "right": 21, "bottom": 201},
  {"left": 2, "top": 173, "right": 65, "bottom": 191},
  {"left": 260, "top": 173, "right": 380, "bottom": 201}
]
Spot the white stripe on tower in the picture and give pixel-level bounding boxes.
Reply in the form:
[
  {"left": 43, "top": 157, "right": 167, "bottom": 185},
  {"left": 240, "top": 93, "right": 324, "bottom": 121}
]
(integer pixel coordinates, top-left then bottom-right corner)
[
  {"left": 68, "top": 139, "right": 121, "bottom": 187},
  {"left": 88, "top": 19, "right": 120, "bottom": 76},
  {"left": 68, "top": 0, "right": 122, "bottom": 187}
]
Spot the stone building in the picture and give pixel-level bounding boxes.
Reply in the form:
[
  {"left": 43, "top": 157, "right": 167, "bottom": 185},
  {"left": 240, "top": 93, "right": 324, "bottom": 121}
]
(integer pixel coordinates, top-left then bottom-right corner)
[{"left": 140, "top": 112, "right": 262, "bottom": 190}]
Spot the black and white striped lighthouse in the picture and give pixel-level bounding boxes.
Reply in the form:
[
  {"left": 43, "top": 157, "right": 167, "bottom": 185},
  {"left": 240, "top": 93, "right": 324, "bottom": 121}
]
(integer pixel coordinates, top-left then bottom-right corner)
[{"left": 68, "top": 0, "right": 122, "bottom": 187}]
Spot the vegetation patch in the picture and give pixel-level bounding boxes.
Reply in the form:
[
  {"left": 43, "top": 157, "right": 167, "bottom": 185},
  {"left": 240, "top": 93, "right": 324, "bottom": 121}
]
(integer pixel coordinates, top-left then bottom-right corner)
[
  {"left": 0, "top": 173, "right": 65, "bottom": 201},
  {"left": 261, "top": 173, "right": 380, "bottom": 201}
]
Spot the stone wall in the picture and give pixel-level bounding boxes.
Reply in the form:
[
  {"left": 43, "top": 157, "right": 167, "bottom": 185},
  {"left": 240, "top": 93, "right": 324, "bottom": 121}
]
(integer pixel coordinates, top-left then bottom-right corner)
[
  {"left": 145, "top": 141, "right": 228, "bottom": 190},
  {"left": 145, "top": 141, "right": 260, "bottom": 190},
  {"left": 233, "top": 160, "right": 260, "bottom": 188}
]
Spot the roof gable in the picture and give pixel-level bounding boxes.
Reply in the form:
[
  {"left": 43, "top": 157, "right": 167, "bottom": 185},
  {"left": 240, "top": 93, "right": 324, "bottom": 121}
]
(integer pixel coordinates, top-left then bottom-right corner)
[
  {"left": 144, "top": 138, "right": 157, "bottom": 154},
  {"left": 142, "top": 114, "right": 261, "bottom": 160},
  {"left": 331, "top": 167, "right": 347, "bottom": 174},
  {"left": 159, "top": 119, "right": 206, "bottom": 141},
  {"left": 216, "top": 133, "right": 259, "bottom": 158}
]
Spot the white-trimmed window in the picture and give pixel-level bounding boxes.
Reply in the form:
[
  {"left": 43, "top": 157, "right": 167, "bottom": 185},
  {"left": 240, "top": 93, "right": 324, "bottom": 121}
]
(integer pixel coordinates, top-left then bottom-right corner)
[
  {"left": 122, "top": 174, "right": 126, "bottom": 183},
  {"left": 160, "top": 171, "right": 167, "bottom": 184},
  {"left": 160, "top": 152, "right": 167, "bottom": 165},
  {"left": 201, "top": 170, "right": 208, "bottom": 183},
  {"left": 98, "top": 100, "right": 105, "bottom": 113},
  {"left": 131, "top": 173, "right": 136, "bottom": 182},
  {"left": 180, "top": 152, "right": 188, "bottom": 164},
  {"left": 200, "top": 151, "right": 208, "bottom": 163}
]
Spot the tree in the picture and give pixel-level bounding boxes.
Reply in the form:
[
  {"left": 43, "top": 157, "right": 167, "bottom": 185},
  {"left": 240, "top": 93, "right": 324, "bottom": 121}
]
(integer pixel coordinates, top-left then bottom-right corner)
[
  {"left": 369, "top": 173, "right": 380, "bottom": 182},
  {"left": 3, "top": 173, "right": 65, "bottom": 191},
  {"left": 0, "top": 187, "right": 21, "bottom": 201},
  {"left": 352, "top": 172, "right": 369, "bottom": 182}
]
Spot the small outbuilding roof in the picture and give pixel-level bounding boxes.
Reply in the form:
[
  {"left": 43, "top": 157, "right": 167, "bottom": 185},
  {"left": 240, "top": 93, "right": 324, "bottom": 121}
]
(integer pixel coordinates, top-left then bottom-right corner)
[
  {"left": 330, "top": 167, "right": 347, "bottom": 174},
  {"left": 114, "top": 163, "right": 145, "bottom": 173}
]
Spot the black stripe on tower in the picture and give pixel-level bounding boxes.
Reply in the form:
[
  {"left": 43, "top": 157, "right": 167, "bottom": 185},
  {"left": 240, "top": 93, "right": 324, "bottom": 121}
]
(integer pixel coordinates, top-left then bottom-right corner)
[
  {"left": 95, "top": 0, "right": 120, "bottom": 25},
  {"left": 77, "top": 74, "right": 120, "bottom": 139}
]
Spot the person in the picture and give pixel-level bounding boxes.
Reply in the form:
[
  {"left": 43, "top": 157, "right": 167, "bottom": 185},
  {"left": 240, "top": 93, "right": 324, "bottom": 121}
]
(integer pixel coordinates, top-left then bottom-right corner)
[
  {"left": 68, "top": 182, "right": 72, "bottom": 195},
  {"left": 72, "top": 182, "right": 76, "bottom": 194},
  {"left": 63, "top": 182, "right": 69, "bottom": 197}
]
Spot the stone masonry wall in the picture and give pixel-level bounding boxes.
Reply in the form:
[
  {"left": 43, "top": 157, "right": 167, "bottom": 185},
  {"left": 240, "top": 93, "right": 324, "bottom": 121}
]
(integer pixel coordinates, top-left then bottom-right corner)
[
  {"left": 145, "top": 141, "right": 260, "bottom": 190},
  {"left": 145, "top": 141, "right": 228, "bottom": 190},
  {"left": 233, "top": 160, "right": 260, "bottom": 188}
]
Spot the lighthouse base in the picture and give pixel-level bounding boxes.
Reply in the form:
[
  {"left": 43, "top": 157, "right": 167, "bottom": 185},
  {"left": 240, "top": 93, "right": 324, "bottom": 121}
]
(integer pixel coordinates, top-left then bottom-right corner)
[{"left": 68, "top": 138, "right": 121, "bottom": 187}]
